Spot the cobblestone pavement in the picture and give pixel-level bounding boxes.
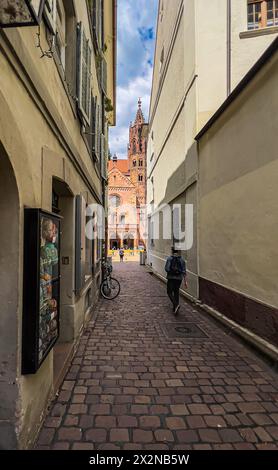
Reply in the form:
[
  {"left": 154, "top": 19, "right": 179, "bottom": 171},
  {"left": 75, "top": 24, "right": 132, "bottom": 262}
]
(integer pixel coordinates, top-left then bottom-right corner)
[{"left": 36, "top": 262, "right": 278, "bottom": 450}]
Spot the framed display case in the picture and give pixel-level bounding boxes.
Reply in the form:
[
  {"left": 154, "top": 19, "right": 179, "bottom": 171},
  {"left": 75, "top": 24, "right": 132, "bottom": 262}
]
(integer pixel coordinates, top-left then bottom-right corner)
[{"left": 22, "top": 209, "right": 61, "bottom": 374}]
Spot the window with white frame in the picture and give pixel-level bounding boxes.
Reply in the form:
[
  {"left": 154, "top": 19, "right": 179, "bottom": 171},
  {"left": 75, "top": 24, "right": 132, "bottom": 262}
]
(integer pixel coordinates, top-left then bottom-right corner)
[{"left": 247, "top": 0, "right": 278, "bottom": 30}]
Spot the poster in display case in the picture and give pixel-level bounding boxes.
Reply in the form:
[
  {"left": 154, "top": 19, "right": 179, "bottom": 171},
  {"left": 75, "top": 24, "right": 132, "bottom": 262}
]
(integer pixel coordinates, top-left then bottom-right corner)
[{"left": 22, "top": 209, "right": 61, "bottom": 374}]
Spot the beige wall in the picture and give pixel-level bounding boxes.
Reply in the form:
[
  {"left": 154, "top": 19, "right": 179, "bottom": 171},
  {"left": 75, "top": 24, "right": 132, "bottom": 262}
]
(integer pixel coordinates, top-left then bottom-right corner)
[{"left": 198, "top": 51, "right": 278, "bottom": 309}]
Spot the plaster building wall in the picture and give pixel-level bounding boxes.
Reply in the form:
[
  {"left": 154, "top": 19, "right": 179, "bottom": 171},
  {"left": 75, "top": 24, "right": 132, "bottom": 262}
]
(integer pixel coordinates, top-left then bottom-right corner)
[{"left": 198, "top": 42, "right": 278, "bottom": 346}]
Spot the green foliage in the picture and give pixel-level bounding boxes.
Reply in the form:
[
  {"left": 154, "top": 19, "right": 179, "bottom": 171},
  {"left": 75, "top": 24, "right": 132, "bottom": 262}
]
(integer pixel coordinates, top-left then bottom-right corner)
[{"left": 105, "top": 97, "right": 114, "bottom": 113}]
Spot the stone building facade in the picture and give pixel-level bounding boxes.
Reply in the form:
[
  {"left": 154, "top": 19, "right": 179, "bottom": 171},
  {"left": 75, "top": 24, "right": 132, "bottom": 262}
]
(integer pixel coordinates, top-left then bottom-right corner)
[
  {"left": 0, "top": 0, "right": 116, "bottom": 449},
  {"left": 108, "top": 99, "right": 148, "bottom": 250}
]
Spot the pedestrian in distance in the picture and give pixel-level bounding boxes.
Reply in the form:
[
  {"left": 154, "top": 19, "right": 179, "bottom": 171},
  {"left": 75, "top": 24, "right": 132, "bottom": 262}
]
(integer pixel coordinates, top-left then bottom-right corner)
[
  {"left": 119, "top": 247, "right": 124, "bottom": 262},
  {"left": 165, "top": 247, "right": 187, "bottom": 315}
]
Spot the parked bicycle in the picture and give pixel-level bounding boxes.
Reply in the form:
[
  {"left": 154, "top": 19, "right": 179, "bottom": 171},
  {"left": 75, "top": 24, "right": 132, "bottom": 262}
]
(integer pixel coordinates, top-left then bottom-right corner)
[{"left": 100, "top": 260, "right": 121, "bottom": 300}]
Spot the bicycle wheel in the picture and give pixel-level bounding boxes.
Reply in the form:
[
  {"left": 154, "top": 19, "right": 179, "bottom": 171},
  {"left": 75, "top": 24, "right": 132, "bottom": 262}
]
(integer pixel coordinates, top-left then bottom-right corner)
[{"left": 100, "top": 277, "right": 121, "bottom": 300}]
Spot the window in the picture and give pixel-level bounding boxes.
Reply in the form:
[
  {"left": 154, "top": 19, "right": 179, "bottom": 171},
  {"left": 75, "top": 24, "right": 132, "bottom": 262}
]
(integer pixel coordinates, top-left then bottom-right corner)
[
  {"left": 248, "top": 0, "right": 278, "bottom": 30},
  {"left": 138, "top": 175, "right": 143, "bottom": 182},
  {"left": 133, "top": 160, "right": 136, "bottom": 167},
  {"left": 120, "top": 215, "right": 125, "bottom": 225},
  {"left": 77, "top": 23, "right": 92, "bottom": 125},
  {"left": 266, "top": 0, "right": 278, "bottom": 26},
  {"left": 109, "top": 195, "right": 121, "bottom": 208},
  {"left": 133, "top": 140, "right": 136, "bottom": 154},
  {"left": 139, "top": 160, "right": 143, "bottom": 167}
]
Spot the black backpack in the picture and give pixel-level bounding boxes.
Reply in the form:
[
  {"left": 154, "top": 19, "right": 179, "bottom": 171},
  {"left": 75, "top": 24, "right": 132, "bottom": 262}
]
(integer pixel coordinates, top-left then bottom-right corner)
[{"left": 170, "top": 256, "right": 183, "bottom": 274}]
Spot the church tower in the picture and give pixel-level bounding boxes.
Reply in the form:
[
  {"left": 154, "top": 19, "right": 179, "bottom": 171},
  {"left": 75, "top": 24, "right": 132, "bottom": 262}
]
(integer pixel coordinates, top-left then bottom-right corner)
[{"left": 128, "top": 98, "right": 148, "bottom": 207}]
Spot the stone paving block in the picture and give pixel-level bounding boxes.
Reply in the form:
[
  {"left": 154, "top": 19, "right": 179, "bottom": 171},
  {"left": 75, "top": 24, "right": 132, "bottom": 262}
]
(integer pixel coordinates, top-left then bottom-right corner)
[
  {"left": 139, "top": 416, "right": 161, "bottom": 428},
  {"left": 133, "top": 430, "right": 154, "bottom": 443},
  {"left": 110, "top": 428, "right": 130, "bottom": 442},
  {"left": 52, "top": 442, "right": 70, "bottom": 450},
  {"left": 85, "top": 428, "right": 107, "bottom": 442},
  {"left": 58, "top": 427, "right": 82, "bottom": 441},
  {"left": 34, "top": 263, "right": 278, "bottom": 450}
]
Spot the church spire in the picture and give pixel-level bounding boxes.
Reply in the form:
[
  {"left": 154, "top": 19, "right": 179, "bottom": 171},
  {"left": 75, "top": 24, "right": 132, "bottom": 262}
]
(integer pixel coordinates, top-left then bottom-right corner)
[{"left": 135, "top": 97, "right": 145, "bottom": 124}]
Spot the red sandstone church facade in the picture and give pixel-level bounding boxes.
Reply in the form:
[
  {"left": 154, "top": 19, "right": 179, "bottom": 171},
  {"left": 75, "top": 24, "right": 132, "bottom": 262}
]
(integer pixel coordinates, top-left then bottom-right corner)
[{"left": 108, "top": 99, "right": 148, "bottom": 250}]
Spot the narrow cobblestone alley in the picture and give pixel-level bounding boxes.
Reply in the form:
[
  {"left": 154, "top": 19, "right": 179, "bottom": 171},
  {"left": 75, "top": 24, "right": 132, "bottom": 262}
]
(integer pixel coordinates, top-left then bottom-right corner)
[{"left": 36, "top": 262, "right": 278, "bottom": 450}]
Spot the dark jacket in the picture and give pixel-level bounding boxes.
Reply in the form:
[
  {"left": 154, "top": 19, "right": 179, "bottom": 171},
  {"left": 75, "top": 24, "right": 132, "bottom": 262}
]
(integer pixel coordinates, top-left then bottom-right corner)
[{"left": 165, "top": 255, "right": 186, "bottom": 281}]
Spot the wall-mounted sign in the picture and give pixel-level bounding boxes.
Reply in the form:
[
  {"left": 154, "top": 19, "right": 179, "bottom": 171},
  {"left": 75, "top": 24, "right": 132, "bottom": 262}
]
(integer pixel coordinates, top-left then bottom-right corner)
[{"left": 22, "top": 209, "right": 61, "bottom": 374}]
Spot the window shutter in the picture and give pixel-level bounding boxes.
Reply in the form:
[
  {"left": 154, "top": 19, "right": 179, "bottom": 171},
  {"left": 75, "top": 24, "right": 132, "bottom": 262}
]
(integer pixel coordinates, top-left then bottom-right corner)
[
  {"left": 101, "top": 134, "right": 108, "bottom": 180},
  {"left": 99, "top": 103, "right": 103, "bottom": 162},
  {"left": 65, "top": 9, "right": 77, "bottom": 98},
  {"left": 75, "top": 195, "right": 86, "bottom": 294},
  {"left": 86, "top": 43, "right": 92, "bottom": 118},
  {"left": 98, "top": 0, "right": 103, "bottom": 49},
  {"left": 44, "top": 0, "right": 57, "bottom": 34},
  {"left": 77, "top": 23, "right": 91, "bottom": 125},
  {"left": 97, "top": 103, "right": 101, "bottom": 158},
  {"left": 92, "top": 0, "right": 101, "bottom": 49},
  {"left": 92, "top": 100, "right": 99, "bottom": 160},
  {"left": 91, "top": 96, "right": 97, "bottom": 157}
]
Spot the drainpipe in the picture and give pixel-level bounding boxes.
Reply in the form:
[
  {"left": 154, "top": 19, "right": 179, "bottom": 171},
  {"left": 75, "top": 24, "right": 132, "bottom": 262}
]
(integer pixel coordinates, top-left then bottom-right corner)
[{"left": 227, "top": 0, "right": 232, "bottom": 96}]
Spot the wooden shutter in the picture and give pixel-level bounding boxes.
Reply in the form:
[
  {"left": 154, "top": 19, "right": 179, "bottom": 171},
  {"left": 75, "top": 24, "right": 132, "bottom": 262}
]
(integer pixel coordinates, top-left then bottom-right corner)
[
  {"left": 75, "top": 195, "right": 86, "bottom": 294},
  {"left": 77, "top": 23, "right": 92, "bottom": 125},
  {"left": 98, "top": 0, "right": 103, "bottom": 48},
  {"left": 91, "top": 96, "right": 97, "bottom": 157},
  {"left": 65, "top": 5, "right": 77, "bottom": 98},
  {"left": 44, "top": 0, "right": 57, "bottom": 34},
  {"left": 101, "top": 134, "right": 108, "bottom": 180},
  {"left": 101, "top": 57, "right": 107, "bottom": 94}
]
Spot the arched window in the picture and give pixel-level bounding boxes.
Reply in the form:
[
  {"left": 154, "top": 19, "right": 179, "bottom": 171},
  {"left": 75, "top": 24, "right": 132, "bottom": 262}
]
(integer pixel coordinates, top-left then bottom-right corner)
[
  {"left": 133, "top": 140, "right": 136, "bottom": 154},
  {"left": 138, "top": 175, "right": 143, "bottom": 182},
  {"left": 139, "top": 160, "right": 143, "bottom": 167},
  {"left": 109, "top": 194, "right": 121, "bottom": 208},
  {"left": 133, "top": 160, "right": 136, "bottom": 167}
]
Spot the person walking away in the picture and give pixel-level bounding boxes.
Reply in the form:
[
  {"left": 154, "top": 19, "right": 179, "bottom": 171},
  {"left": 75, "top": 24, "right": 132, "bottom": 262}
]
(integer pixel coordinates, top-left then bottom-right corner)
[
  {"left": 119, "top": 247, "right": 124, "bottom": 262},
  {"left": 165, "top": 247, "right": 187, "bottom": 315}
]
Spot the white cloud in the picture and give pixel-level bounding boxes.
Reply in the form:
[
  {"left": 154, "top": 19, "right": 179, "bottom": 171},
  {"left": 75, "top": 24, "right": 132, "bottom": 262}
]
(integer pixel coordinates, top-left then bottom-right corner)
[{"left": 109, "top": 0, "right": 158, "bottom": 158}]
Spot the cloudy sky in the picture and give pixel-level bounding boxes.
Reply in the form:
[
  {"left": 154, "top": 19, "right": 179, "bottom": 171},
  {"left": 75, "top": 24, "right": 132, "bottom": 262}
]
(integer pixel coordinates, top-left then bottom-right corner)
[{"left": 109, "top": 0, "right": 158, "bottom": 159}]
